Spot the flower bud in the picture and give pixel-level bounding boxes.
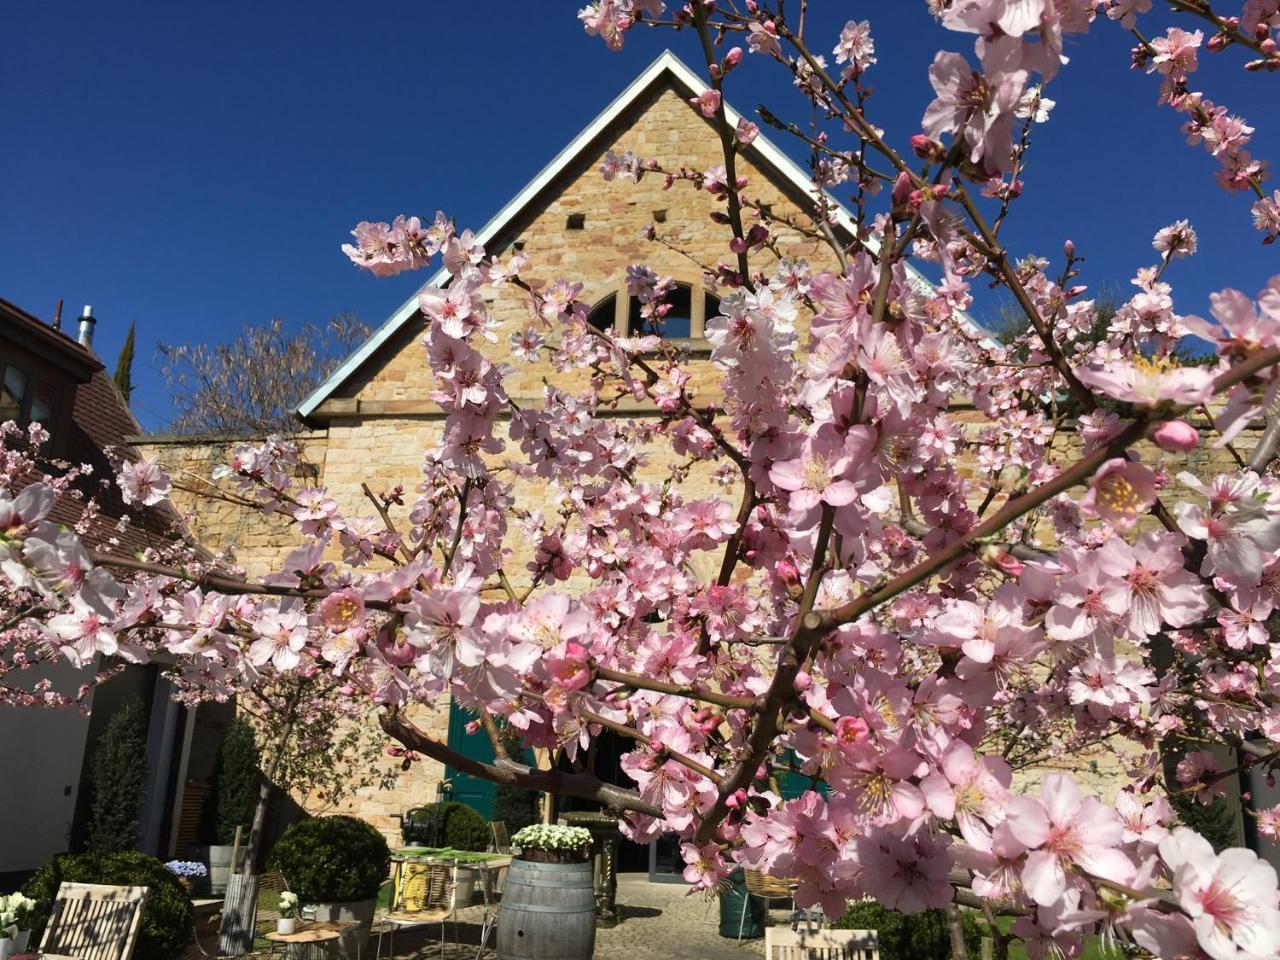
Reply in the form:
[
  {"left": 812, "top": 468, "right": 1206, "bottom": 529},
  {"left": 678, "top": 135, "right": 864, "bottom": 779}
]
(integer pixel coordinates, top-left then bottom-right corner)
[
  {"left": 775, "top": 558, "right": 801, "bottom": 588},
  {"left": 794, "top": 671, "right": 812, "bottom": 693},
  {"left": 1152, "top": 419, "right": 1200, "bottom": 452},
  {"left": 724, "top": 46, "right": 743, "bottom": 71},
  {"left": 1207, "top": 32, "right": 1230, "bottom": 52},
  {"left": 910, "top": 134, "right": 946, "bottom": 162},
  {"left": 1063, "top": 239, "right": 1075, "bottom": 258},
  {"left": 978, "top": 544, "right": 1023, "bottom": 579}
]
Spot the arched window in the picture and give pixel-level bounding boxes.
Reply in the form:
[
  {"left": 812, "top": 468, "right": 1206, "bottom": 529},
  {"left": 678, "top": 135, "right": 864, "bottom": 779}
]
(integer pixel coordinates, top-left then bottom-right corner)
[{"left": 587, "top": 281, "right": 720, "bottom": 341}]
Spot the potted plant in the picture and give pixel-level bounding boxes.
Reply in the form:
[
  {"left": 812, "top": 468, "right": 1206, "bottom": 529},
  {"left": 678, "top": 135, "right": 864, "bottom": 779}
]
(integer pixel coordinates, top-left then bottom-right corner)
[
  {"left": 496, "top": 825, "right": 595, "bottom": 960},
  {"left": 268, "top": 815, "right": 390, "bottom": 960},
  {"left": 276, "top": 891, "right": 300, "bottom": 935},
  {"left": 0, "top": 892, "right": 36, "bottom": 959},
  {"left": 162, "top": 860, "right": 208, "bottom": 896}
]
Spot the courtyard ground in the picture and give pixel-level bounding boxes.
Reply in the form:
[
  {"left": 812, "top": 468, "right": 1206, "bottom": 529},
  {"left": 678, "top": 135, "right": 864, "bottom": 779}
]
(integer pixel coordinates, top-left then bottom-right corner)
[{"left": 367, "top": 873, "right": 768, "bottom": 960}]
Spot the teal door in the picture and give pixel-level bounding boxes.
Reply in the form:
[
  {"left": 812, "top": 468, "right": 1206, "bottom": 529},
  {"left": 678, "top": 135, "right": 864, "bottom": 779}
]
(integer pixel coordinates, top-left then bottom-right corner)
[{"left": 444, "top": 700, "right": 496, "bottom": 819}]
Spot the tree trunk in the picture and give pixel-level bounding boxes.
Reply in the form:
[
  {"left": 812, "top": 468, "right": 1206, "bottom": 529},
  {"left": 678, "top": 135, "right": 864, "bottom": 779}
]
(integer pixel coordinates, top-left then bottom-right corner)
[
  {"left": 948, "top": 903, "right": 970, "bottom": 960},
  {"left": 241, "top": 696, "right": 297, "bottom": 873}
]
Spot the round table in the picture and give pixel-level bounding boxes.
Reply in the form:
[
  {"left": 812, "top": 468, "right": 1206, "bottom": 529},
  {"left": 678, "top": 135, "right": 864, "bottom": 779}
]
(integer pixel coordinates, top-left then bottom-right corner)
[{"left": 263, "top": 921, "right": 343, "bottom": 958}]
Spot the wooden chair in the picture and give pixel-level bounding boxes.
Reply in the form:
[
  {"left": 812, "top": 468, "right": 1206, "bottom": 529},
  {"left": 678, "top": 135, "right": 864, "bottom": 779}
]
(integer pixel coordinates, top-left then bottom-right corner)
[
  {"left": 375, "top": 860, "right": 459, "bottom": 959},
  {"left": 765, "top": 927, "right": 880, "bottom": 960},
  {"left": 738, "top": 869, "right": 798, "bottom": 942},
  {"left": 490, "top": 820, "right": 511, "bottom": 854},
  {"left": 39, "top": 882, "right": 149, "bottom": 960}
]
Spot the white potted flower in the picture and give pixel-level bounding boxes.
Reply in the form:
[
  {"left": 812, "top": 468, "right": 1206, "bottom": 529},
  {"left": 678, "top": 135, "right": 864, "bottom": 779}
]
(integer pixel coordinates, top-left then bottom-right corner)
[
  {"left": 0, "top": 892, "right": 36, "bottom": 960},
  {"left": 277, "top": 891, "right": 300, "bottom": 935}
]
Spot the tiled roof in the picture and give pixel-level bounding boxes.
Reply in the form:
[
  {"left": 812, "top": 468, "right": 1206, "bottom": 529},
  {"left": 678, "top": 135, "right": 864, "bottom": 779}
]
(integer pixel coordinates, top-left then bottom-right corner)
[{"left": 3, "top": 297, "right": 186, "bottom": 554}]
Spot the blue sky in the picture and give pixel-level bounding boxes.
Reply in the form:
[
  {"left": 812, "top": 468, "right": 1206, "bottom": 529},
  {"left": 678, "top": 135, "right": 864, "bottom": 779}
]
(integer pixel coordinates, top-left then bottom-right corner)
[{"left": 3, "top": 4, "right": 1276, "bottom": 431}]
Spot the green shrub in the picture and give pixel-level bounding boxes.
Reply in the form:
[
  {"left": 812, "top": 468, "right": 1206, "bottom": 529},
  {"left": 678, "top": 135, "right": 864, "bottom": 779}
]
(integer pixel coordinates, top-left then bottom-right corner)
[
  {"left": 403, "top": 801, "right": 491, "bottom": 851},
  {"left": 268, "top": 815, "right": 390, "bottom": 903},
  {"left": 86, "top": 697, "right": 149, "bottom": 853},
  {"left": 204, "top": 716, "right": 261, "bottom": 845},
  {"left": 23, "top": 850, "right": 193, "bottom": 960},
  {"left": 493, "top": 783, "right": 541, "bottom": 835},
  {"left": 831, "top": 900, "right": 1001, "bottom": 960}
]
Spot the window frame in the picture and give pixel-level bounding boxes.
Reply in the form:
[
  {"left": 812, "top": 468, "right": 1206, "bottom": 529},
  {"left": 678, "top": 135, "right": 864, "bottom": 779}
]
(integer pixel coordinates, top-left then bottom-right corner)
[{"left": 587, "top": 275, "right": 718, "bottom": 353}]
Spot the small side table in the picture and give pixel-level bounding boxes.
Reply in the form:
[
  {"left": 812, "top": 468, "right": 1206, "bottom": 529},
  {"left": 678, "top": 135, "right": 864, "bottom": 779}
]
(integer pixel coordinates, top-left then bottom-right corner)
[{"left": 263, "top": 920, "right": 344, "bottom": 958}]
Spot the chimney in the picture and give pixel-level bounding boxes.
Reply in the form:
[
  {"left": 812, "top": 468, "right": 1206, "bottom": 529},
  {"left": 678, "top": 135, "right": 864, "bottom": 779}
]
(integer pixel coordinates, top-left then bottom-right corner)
[
  {"left": 77, "top": 305, "right": 97, "bottom": 349},
  {"left": 52, "top": 298, "right": 63, "bottom": 331}
]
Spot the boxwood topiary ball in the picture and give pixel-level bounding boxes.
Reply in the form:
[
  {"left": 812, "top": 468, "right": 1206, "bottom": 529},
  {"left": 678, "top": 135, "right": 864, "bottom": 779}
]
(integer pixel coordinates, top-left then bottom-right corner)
[{"left": 268, "top": 814, "right": 391, "bottom": 903}]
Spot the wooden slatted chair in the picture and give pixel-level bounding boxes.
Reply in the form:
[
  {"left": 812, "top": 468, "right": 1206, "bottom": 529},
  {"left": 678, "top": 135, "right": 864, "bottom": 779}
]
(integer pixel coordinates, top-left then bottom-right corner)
[
  {"left": 39, "top": 882, "right": 149, "bottom": 960},
  {"left": 374, "top": 860, "right": 459, "bottom": 960},
  {"left": 765, "top": 927, "right": 880, "bottom": 960}
]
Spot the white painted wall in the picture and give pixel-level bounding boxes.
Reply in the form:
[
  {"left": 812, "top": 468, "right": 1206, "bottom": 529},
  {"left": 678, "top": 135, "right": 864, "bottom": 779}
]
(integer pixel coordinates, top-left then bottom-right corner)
[{"left": 0, "top": 661, "right": 95, "bottom": 875}]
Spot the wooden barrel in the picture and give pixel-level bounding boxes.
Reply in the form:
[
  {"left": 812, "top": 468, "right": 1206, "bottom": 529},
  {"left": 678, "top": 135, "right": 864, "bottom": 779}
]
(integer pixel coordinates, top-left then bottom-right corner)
[{"left": 496, "top": 857, "right": 597, "bottom": 960}]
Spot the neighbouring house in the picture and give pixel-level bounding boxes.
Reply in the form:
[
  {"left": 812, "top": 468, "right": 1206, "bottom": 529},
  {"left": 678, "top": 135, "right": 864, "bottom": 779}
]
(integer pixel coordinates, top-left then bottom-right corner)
[
  {"left": 136, "top": 51, "right": 1265, "bottom": 876},
  {"left": 0, "top": 296, "right": 232, "bottom": 885}
]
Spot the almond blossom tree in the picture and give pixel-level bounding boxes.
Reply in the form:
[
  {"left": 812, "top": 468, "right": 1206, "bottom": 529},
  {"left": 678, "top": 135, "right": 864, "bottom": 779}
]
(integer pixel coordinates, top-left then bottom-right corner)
[{"left": 9, "top": 3, "right": 1280, "bottom": 957}]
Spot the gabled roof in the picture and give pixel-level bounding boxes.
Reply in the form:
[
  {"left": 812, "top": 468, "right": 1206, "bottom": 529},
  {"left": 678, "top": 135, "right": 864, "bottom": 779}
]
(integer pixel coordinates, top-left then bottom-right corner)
[{"left": 298, "top": 49, "right": 975, "bottom": 422}]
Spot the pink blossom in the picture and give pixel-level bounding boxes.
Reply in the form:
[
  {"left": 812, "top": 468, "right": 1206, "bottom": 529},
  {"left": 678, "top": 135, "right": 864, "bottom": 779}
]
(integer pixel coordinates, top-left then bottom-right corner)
[
  {"left": 117, "top": 459, "right": 172, "bottom": 507},
  {"left": 833, "top": 20, "right": 876, "bottom": 75},
  {"left": 690, "top": 89, "right": 721, "bottom": 118},
  {"left": 922, "top": 52, "right": 1026, "bottom": 172},
  {"left": 1159, "top": 827, "right": 1280, "bottom": 960},
  {"left": 248, "top": 607, "right": 308, "bottom": 672},
  {"left": 1080, "top": 458, "right": 1157, "bottom": 530},
  {"left": 768, "top": 424, "right": 873, "bottom": 518},
  {"left": 1076, "top": 356, "right": 1215, "bottom": 406},
  {"left": 1095, "top": 533, "right": 1208, "bottom": 636},
  {"left": 735, "top": 118, "right": 759, "bottom": 146},
  {"left": 853, "top": 829, "right": 954, "bottom": 914},
  {"left": 545, "top": 640, "right": 591, "bottom": 692},
  {"left": 1005, "top": 774, "right": 1134, "bottom": 906}
]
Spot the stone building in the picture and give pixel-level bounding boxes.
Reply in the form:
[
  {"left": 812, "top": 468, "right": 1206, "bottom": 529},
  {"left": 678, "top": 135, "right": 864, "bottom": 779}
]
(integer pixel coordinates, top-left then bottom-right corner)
[{"left": 137, "top": 51, "right": 1259, "bottom": 866}]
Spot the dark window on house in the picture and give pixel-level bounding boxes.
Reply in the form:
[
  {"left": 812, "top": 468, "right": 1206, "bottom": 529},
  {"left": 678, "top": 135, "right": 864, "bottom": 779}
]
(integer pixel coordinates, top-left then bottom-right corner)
[
  {"left": 0, "top": 363, "right": 62, "bottom": 431},
  {"left": 587, "top": 284, "right": 720, "bottom": 340}
]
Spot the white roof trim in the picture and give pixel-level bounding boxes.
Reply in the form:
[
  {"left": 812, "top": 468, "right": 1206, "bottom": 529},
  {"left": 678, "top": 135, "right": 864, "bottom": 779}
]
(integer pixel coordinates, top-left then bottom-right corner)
[{"left": 298, "top": 49, "right": 978, "bottom": 420}]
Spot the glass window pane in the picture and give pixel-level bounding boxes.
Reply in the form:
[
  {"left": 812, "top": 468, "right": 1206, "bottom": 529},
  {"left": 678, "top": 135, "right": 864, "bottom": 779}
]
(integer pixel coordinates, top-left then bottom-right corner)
[
  {"left": 1, "top": 367, "right": 27, "bottom": 423},
  {"left": 587, "top": 295, "right": 616, "bottom": 332},
  {"left": 629, "top": 284, "right": 693, "bottom": 339},
  {"left": 30, "top": 380, "right": 59, "bottom": 426}
]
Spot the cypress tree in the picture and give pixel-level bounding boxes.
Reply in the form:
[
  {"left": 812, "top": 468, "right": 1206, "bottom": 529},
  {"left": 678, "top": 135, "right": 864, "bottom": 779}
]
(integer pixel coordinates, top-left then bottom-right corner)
[
  {"left": 113, "top": 320, "right": 136, "bottom": 403},
  {"left": 204, "top": 717, "right": 261, "bottom": 845},
  {"left": 86, "top": 696, "right": 150, "bottom": 853}
]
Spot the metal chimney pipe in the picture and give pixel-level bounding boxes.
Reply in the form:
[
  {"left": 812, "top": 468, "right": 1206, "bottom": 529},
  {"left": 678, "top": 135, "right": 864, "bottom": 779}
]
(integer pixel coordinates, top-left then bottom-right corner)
[
  {"left": 77, "top": 305, "right": 96, "bottom": 349},
  {"left": 52, "top": 298, "right": 64, "bottom": 331}
]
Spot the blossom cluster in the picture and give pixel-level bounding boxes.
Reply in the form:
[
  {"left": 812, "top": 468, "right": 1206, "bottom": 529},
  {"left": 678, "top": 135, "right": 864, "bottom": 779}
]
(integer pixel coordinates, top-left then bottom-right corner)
[{"left": 3, "top": 4, "right": 1280, "bottom": 959}]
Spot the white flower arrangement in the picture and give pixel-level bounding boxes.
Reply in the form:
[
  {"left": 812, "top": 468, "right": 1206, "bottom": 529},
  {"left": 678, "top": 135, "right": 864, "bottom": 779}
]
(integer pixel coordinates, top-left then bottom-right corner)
[
  {"left": 278, "top": 890, "right": 300, "bottom": 918},
  {"left": 0, "top": 891, "right": 36, "bottom": 936},
  {"left": 511, "top": 823, "right": 593, "bottom": 853}
]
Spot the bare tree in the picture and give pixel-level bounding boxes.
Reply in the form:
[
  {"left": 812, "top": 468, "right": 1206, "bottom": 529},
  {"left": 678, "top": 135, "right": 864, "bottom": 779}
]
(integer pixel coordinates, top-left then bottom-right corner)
[{"left": 155, "top": 313, "right": 369, "bottom": 435}]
